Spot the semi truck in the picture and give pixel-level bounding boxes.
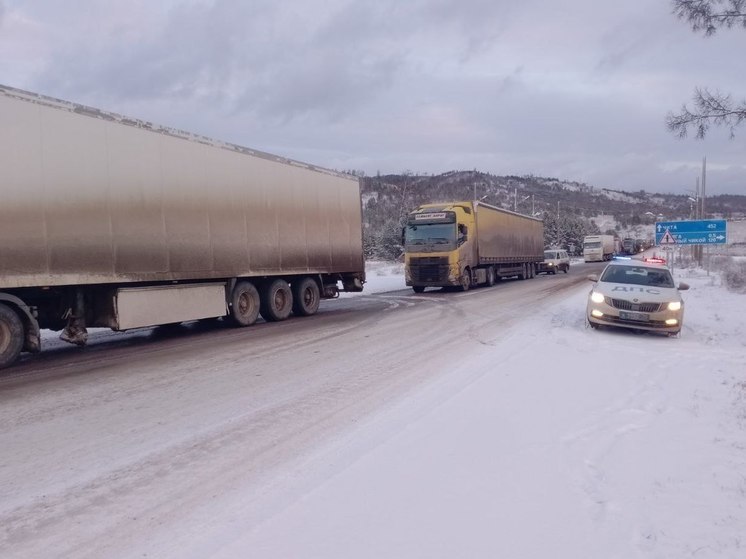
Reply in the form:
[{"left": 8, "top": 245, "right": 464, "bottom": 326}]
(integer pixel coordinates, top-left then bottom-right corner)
[
  {"left": 622, "top": 238, "right": 636, "bottom": 255},
  {"left": 0, "top": 85, "right": 365, "bottom": 369},
  {"left": 403, "top": 201, "right": 544, "bottom": 292},
  {"left": 583, "top": 234, "right": 616, "bottom": 262}
]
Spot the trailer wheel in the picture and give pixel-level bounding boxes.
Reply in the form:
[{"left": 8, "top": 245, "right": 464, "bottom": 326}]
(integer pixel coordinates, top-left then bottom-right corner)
[
  {"left": 412, "top": 286, "right": 426, "bottom": 294},
  {"left": 229, "top": 281, "right": 261, "bottom": 327},
  {"left": 292, "top": 277, "right": 321, "bottom": 316},
  {"left": 485, "top": 266, "right": 496, "bottom": 287},
  {"left": 519, "top": 263, "right": 528, "bottom": 280},
  {"left": 459, "top": 269, "right": 471, "bottom": 292},
  {"left": 0, "top": 303, "right": 24, "bottom": 369},
  {"left": 260, "top": 279, "right": 293, "bottom": 322}
]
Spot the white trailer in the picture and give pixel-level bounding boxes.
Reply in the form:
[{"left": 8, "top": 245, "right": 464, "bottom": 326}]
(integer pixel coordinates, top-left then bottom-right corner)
[{"left": 0, "top": 85, "right": 365, "bottom": 368}]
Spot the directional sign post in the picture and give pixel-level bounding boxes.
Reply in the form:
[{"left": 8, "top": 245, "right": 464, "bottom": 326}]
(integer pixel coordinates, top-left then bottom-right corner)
[{"left": 655, "top": 219, "right": 727, "bottom": 246}]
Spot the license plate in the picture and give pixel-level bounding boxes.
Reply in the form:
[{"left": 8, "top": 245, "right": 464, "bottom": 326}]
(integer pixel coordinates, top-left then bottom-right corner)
[{"left": 619, "top": 310, "right": 649, "bottom": 322}]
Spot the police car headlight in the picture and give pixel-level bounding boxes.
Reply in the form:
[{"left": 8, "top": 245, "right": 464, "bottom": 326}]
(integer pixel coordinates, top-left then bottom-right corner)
[
  {"left": 590, "top": 291, "right": 605, "bottom": 304},
  {"left": 668, "top": 301, "right": 682, "bottom": 311}
]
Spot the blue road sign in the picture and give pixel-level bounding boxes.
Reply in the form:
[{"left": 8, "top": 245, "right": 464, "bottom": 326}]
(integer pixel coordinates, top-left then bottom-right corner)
[{"left": 655, "top": 219, "right": 727, "bottom": 246}]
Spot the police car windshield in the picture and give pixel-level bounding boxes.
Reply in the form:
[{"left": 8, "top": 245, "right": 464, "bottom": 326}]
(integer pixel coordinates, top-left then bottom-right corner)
[{"left": 600, "top": 265, "right": 675, "bottom": 288}]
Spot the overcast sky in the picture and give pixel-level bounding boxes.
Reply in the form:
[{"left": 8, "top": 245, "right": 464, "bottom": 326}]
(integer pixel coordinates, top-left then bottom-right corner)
[{"left": 1, "top": 0, "right": 744, "bottom": 195}]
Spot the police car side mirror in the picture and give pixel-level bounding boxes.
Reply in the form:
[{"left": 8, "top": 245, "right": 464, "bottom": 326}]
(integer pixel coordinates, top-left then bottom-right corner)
[
  {"left": 678, "top": 282, "right": 690, "bottom": 291},
  {"left": 587, "top": 274, "right": 598, "bottom": 282}
]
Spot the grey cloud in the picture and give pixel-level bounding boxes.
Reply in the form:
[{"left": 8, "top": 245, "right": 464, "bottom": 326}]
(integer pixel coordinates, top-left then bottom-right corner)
[{"left": 6, "top": 0, "right": 745, "bottom": 194}]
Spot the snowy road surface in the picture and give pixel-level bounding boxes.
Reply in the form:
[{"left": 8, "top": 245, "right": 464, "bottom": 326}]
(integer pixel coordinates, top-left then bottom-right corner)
[{"left": 1, "top": 262, "right": 745, "bottom": 558}]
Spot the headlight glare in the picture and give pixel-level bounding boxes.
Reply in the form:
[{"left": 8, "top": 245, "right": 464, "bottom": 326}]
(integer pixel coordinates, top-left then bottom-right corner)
[
  {"left": 668, "top": 301, "right": 682, "bottom": 311},
  {"left": 590, "top": 291, "right": 605, "bottom": 304}
]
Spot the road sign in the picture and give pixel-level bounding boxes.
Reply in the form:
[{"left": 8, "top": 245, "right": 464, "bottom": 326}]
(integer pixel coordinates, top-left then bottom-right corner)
[
  {"left": 659, "top": 230, "right": 676, "bottom": 244},
  {"left": 655, "top": 219, "right": 727, "bottom": 246}
]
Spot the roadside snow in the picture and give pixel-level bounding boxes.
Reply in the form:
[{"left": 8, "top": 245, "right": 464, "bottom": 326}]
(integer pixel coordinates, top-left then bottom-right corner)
[
  {"left": 347, "top": 260, "right": 407, "bottom": 295},
  {"left": 206, "top": 263, "right": 746, "bottom": 559}
]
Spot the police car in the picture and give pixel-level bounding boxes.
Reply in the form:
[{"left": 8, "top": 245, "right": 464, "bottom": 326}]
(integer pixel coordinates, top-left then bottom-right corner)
[{"left": 586, "top": 258, "right": 689, "bottom": 336}]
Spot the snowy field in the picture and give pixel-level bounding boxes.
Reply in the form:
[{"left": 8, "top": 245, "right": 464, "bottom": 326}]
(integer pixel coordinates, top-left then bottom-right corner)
[{"left": 208, "top": 261, "right": 746, "bottom": 559}]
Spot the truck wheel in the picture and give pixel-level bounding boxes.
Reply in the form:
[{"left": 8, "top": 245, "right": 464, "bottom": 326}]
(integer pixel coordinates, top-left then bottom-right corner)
[
  {"left": 486, "top": 267, "right": 496, "bottom": 287},
  {"left": 0, "top": 303, "right": 24, "bottom": 369},
  {"left": 292, "top": 277, "right": 320, "bottom": 316},
  {"left": 229, "top": 281, "right": 260, "bottom": 327},
  {"left": 412, "top": 286, "right": 426, "bottom": 293},
  {"left": 260, "top": 279, "right": 293, "bottom": 322},
  {"left": 459, "top": 269, "right": 471, "bottom": 292}
]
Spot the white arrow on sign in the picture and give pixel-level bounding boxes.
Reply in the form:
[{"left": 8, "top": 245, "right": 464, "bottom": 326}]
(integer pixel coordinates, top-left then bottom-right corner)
[{"left": 659, "top": 229, "right": 676, "bottom": 244}]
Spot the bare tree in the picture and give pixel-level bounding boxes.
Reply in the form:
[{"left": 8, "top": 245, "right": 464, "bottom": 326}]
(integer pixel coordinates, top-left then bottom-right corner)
[{"left": 667, "top": 0, "right": 746, "bottom": 138}]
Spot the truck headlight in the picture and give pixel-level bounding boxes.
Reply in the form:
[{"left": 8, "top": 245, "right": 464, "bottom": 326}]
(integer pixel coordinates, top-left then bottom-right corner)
[
  {"left": 667, "top": 301, "right": 682, "bottom": 311},
  {"left": 590, "top": 291, "right": 605, "bottom": 304}
]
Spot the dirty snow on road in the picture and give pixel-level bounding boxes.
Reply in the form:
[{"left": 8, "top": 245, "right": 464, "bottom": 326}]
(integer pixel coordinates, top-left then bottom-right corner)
[{"left": 3, "top": 262, "right": 745, "bottom": 559}]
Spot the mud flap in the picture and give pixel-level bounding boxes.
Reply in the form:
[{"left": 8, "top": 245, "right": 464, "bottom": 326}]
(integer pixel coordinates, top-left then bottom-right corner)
[{"left": 60, "top": 290, "right": 88, "bottom": 346}]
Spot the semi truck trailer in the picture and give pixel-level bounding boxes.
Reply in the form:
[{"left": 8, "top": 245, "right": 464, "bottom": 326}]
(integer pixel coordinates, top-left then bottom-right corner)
[
  {"left": 403, "top": 201, "right": 544, "bottom": 292},
  {"left": 583, "top": 234, "right": 615, "bottom": 262},
  {"left": 0, "top": 85, "right": 365, "bottom": 369}
]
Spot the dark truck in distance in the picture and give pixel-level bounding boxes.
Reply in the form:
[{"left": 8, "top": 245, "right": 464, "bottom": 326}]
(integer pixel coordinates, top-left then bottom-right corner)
[{"left": 0, "top": 85, "right": 365, "bottom": 369}]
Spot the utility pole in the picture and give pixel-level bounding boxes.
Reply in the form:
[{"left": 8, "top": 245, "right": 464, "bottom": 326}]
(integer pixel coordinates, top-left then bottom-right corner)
[
  {"left": 701, "top": 156, "right": 706, "bottom": 218},
  {"left": 692, "top": 177, "right": 700, "bottom": 264},
  {"left": 701, "top": 156, "right": 708, "bottom": 273},
  {"left": 556, "top": 201, "right": 561, "bottom": 248}
]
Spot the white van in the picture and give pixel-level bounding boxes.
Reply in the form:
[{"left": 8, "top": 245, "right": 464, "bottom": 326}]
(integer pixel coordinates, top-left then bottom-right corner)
[{"left": 537, "top": 249, "right": 570, "bottom": 274}]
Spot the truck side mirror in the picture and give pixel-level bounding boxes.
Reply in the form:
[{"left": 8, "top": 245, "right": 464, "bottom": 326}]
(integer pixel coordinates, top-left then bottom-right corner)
[{"left": 458, "top": 224, "right": 467, "bottom": 245}]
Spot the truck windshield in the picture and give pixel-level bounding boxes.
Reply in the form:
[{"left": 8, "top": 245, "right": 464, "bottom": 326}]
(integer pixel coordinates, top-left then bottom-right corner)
[
  {"left": 404, "top": 223, "right": 456, "bottom": 247},
  {"left": 584, "top": 242, "right": 601, "bottom": 249}
]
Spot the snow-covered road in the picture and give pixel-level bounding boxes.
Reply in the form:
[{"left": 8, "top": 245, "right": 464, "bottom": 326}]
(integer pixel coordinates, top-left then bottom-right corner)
[{"left": 1, "top": 263, "right": 744, "bottom": 558}]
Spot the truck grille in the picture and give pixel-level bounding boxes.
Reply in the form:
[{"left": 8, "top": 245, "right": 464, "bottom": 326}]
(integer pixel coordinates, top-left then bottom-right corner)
[
  {"left": 607, "top": 298, "right": 663, "bottom": 313},
  {"left": 410, "top": 256, "right": 449, "bottom": 283}
]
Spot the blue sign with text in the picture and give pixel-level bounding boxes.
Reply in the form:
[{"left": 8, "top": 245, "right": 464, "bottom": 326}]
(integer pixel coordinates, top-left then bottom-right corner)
[{"left": 655, "top": 219, "right": 727, "bottom": 246}]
